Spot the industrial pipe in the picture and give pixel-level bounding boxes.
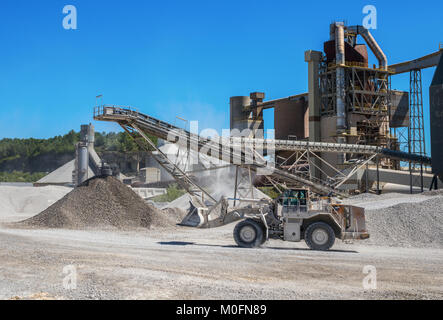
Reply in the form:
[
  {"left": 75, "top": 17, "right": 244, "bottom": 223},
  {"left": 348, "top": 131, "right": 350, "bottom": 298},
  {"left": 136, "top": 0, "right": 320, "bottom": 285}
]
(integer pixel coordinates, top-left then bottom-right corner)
[
  {"left": 335, "top": 22, "right": 347, "bottom": 164},
  {"left": 347, "top": 25, "right": 388, "bottom": 70},
  {"left": 380, "top": 148, "right": 431, "bottom": 166},
  {"left": 335, "top": 22, "right": 346, "bottom": 130}
]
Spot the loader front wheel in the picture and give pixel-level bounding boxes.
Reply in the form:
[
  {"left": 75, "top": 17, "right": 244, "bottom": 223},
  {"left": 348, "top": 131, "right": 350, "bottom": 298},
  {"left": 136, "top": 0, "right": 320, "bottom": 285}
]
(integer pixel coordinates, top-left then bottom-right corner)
[
  {"left": 234, "top": 219, "right": 264, "bottom": 248},
  {"left": 304, "top": 222, "right": 335, "bottom": 251}
]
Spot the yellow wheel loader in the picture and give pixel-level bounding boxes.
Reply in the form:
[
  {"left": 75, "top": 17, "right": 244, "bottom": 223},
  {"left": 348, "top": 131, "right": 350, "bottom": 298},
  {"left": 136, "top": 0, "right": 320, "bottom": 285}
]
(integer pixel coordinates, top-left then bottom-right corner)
[{"left": 183, "top": 189, "right": 369, "bottom": 251}]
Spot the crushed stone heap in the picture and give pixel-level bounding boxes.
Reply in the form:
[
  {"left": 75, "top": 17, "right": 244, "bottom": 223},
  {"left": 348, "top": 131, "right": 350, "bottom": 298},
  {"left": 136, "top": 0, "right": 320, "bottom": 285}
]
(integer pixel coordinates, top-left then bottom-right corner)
[
  {"left": 365, "top": 197, "right": 443, "bottom": 248},
  {"left": 21, "top": 176, "right": 171, "bottom": 229}
]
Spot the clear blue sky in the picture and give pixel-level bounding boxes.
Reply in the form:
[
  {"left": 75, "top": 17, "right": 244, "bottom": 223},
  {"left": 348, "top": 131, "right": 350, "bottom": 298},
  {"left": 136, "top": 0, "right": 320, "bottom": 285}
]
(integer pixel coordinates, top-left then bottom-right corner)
[{"left": 0, "top": 0, "right": 441, "bottom": 153}]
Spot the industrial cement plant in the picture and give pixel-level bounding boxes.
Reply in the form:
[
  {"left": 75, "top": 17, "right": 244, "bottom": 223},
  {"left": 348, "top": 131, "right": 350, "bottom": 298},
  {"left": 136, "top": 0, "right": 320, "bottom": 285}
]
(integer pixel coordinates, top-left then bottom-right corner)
[
  {"left": 1, "top": 12, "right": 443, "bottom": 302},
  {"left": 38, "top": 19, "right": 443, "bottom": 199},
  {"left": 225, "top": 22, "right": 442, "bottom": 195},
  {"left": 91, "top": 22, "right": 443, "bottom": 200}
]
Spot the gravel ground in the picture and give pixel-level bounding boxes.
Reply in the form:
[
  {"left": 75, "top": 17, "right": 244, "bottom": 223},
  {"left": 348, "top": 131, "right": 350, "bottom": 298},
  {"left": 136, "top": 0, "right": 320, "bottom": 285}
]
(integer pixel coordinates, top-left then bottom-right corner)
[
  {"left": 0, "top": 226, "right": 441, "bottom": 300},
  {"left": 0, "top": 186, "right": 442, "bottom": 300}
]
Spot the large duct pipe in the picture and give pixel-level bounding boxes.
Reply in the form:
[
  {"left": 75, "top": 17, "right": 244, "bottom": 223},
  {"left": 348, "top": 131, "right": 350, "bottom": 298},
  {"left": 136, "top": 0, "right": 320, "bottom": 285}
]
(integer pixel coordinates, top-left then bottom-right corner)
[
  {"left": 335, "top": 23, "right": 345, "bottom": 66},
  {"left": 335, "top": 22, "right": 346, "bottom": 130},
  {"left": 347, "top": 25, "right": 387, "bottom": 70},
  {"left": 335, "top": 22, "right": 347, "bottom": 164}
]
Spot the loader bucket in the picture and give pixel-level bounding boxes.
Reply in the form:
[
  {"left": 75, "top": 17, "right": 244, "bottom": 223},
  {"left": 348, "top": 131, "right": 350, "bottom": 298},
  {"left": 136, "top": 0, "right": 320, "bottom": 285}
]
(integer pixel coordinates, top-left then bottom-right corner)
[
  {"left": 179, "top": 196, "right": 239, "bottom": 228},
  {"left": 338, "top": 205, "right": 370, "bottom": 240},
  {"left": 198, "top": 197, "right": 242, "bottom": 228},
  {"left": 178, "top": 196, "right": 208, "bottom": 227}
]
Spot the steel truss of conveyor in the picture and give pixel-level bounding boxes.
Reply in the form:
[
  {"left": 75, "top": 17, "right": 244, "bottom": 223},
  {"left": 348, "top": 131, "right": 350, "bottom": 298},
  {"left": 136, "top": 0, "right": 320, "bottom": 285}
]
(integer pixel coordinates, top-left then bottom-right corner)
[{"left": 93, "top": 105, "right": 431, "bottom": 198}]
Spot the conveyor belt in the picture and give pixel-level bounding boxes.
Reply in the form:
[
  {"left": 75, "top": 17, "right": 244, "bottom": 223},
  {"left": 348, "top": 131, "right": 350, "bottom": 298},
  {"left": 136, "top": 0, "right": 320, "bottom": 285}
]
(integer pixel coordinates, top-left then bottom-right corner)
[
  {"left": 389, "top": 50, "right": 442, "bottom": 75},
  {"left": 93, "top": 105, "right": 431, "bottom": 196}
]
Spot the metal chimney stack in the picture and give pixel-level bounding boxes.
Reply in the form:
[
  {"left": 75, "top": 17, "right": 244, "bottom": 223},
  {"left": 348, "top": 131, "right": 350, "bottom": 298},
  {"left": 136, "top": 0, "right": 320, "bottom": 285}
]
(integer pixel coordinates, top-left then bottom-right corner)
[{"left": 334, "top": 22, "right": 347, "bottom": 165}]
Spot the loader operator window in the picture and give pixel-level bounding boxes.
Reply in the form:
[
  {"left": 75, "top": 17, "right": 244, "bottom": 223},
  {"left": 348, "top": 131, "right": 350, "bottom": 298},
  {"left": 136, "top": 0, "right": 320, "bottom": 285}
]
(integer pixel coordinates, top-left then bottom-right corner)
[
  {"left": 298, "top": 190, "right": 307, "bottom": 212},
  {"left": 280, "top": 190, "right": 308, "bottom": 213},
  {"left": 298, "top": 190, "right": 307, "bottom": 206},
  {"left": 282, "top": 190, "right": 298, "bottom": 206}
]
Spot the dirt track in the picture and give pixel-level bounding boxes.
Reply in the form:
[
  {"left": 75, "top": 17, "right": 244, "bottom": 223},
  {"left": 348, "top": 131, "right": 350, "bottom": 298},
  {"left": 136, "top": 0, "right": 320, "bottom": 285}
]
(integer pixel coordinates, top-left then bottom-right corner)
[{"left": 1, "top": 225, "right": 442, "bottom": 300}]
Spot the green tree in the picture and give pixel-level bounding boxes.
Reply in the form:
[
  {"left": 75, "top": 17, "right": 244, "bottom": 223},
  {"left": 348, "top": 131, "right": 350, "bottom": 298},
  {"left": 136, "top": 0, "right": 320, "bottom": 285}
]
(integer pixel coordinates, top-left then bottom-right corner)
[{"left": 0, "top": 128, "right": 160, "bottom": 181}]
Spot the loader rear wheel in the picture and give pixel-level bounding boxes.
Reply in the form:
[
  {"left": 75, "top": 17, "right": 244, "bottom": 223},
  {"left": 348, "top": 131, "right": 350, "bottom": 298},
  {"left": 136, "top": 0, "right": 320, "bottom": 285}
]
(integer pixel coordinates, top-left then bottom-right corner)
[
  {"left": 304, "top": 222, "right": 335, "bottom": 251},
  {"left": 234, "top": 219, "right": 264, "bottom": 248}
]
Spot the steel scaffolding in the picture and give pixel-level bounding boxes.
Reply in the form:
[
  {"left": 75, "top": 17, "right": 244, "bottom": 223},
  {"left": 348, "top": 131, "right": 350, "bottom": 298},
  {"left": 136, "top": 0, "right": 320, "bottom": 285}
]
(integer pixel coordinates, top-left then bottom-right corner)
[{"left": 408, "top": 69, "right": 426, "bottom": 192}]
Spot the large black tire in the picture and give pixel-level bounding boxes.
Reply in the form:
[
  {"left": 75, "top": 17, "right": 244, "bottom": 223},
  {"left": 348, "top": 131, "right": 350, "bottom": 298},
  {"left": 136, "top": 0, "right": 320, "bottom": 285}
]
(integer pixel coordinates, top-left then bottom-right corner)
[
  {"left": 233, "top": 219, "right": 265, "bottom": 248},
  {"left": 304, "top": 222, "right": 335, "bottom": 251},
  {"left": 260, "top": 225, "right": 268, "bottom": 245}
]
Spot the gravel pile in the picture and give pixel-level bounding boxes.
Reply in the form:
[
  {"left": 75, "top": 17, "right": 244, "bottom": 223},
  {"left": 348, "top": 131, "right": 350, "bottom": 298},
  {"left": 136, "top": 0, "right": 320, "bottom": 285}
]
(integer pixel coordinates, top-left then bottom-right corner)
[
  {"left": 158, "top": 208, "right": 188, "bottom": 227},
  {"left": 344, "top": 192, "right": 424, "bottom": 203},
  {"left": 364, "top": 197, "right": 443, "bottom": 248},
  {"left": 422, "top": 189, "right": 443, "bottom": 196},
  {"left": 20, "top": 176, "right": 177, "bottom": 230}
]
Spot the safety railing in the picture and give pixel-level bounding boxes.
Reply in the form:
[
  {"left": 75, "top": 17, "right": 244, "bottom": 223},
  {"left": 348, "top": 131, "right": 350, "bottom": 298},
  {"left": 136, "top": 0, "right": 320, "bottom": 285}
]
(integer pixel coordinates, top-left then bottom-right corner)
[
  {"left": 327, "top": 61, "right": 395, "bottom": 73},
  {"left": 94, "top": 105, "right": 139, "bottom": 118}
]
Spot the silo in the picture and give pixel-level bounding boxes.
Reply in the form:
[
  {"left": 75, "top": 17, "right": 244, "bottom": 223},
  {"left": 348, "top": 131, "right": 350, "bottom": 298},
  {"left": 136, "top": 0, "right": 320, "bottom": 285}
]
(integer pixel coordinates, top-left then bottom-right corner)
[
  {"left": 80, "top": 125, "right": 89, "bottom": 143},
  {"left": 230, "top": 96, "right": 251, "bottom": 133},
  {"left": 77, "top": 144, "right": 89, "bottom": 185},
  {"left": 87, "top": 124, "right": 95, "bottom": 145}
]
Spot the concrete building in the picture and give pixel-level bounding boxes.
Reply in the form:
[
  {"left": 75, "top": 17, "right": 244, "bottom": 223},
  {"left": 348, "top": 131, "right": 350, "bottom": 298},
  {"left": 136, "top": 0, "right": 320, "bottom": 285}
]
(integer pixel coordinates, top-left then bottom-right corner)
[{"left": 139, "top": 167, "right": 161, "bottom": 184}]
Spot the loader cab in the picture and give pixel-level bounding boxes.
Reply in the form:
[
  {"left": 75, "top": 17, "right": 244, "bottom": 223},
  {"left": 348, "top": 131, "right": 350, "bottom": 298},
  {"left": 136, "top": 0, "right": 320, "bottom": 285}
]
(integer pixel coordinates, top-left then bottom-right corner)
[{"left": 278, "top": 189, "right": 309, "bottom": 214}]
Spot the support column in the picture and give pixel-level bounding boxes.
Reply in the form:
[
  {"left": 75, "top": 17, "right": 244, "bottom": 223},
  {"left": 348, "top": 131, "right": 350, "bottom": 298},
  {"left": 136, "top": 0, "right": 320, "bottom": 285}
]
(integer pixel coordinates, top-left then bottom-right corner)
[
  {"left": 305, "top": 50, "right": 323, "bottom": 180},
  {"left": 305, "top": 50, "right": 322, "bottom": 143}
]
